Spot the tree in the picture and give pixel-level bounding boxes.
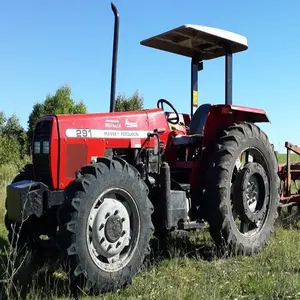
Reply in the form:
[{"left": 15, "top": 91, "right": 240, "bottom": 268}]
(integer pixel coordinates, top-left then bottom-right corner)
[
  {"left": 0, "top": 111, "right": 6, "bottom": 133},
  {"left": 0, "top": 135, "right": 22, "bottom": 167},
  {"left": 4, "top": 113, "right": 28, "bottom": 157},
  {"left": 114, "top": 90, "right": 144, "bottom": 112},
  {"left": 0, "top": 111, "right": 28, "bottom": 167},
  {"left": 27, "top": 85, "right": 87, "bottom": 143},
  {"left": 3, "top": 113, "right": 24, "bottom": 136}
]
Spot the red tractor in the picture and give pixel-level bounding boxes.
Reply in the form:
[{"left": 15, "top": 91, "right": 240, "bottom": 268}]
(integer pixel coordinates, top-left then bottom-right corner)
[{"left": 5, "top": 3, "right": 280, "bottom": 294}]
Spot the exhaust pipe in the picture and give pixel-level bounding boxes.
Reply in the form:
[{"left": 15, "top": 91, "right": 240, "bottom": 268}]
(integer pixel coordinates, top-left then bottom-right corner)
[{"left": 110, "top": 2, "right": 119, "bottom": 113}]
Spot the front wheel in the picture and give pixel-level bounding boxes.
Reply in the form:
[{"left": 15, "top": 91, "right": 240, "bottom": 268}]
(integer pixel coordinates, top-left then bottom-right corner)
[
  {"left": 203, "top": 122, "right": 280, "bottom": 256},
  {"left": 57, "top": 157, "right": 154, "bottom": 294}
]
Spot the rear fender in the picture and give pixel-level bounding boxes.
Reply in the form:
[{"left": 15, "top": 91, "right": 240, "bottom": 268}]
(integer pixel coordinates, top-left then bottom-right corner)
[{"left": 202, "top": 104, "right": 270, "bottom": 147}]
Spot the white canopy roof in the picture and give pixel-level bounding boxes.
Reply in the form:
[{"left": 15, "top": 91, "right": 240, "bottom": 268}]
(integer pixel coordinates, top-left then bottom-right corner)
[{"left": 140, "top": 24, "right": 248, "bottom": 60}]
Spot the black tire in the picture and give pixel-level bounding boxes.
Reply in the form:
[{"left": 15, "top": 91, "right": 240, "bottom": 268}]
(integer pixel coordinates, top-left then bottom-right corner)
[
  {"left": 57, "top": 157, "right": 154, "bottom": 294},
  {"left": 202, "top": 122, "right": 280, "bottom": 256}
]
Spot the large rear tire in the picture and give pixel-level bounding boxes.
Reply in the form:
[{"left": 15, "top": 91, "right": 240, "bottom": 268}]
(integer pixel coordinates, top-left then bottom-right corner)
[
  {"left": 57, "top": 157, "right": 154, "bottom": 294},
  {"left": 203, "top": 122, "right": 280, "bottom": 256}
]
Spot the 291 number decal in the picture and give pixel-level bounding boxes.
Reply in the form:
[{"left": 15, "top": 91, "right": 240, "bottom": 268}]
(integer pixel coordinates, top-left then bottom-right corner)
[{"left": 76, "top": 129, "right": 92, "bottom": 137}]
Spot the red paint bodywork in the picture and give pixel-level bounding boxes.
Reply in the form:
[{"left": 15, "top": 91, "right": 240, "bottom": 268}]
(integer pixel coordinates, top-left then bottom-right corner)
[
  {"left": 202, "top": 104, "right": 269, "bottom": 146},
  {"left": 37, "top": 104, "right": 269, "bottom": 190},
  {"left": 43, "top": 109, "right": 172, "bottom": 189}
]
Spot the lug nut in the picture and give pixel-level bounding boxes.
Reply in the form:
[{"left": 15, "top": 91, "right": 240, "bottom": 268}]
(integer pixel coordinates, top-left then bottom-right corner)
[
  {"left": 107, "top": 245, "right": 112, "bottom": 251},
  {"left": 116, "top": 241, "right": 121, "bottom": 248},
  {"left": 100, "top": 237, "right": 105, "bottom": 243},
  {"left": 121, "top": 217, "right": 125, "bottom": 222},
  {"left": 122, "top": 230, "right": 126, "bottom": 236},
  {"left": 99, "top": 223, "right": 104, "bottom": 230},
  {"left": 114, "top": 210, "right": 119, "bottom": 215},
  {"left": 105, "top": 212, "right": 110, "bottom": 219}
]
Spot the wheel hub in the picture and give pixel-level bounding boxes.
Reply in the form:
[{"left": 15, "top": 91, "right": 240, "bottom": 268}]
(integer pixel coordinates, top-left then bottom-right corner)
[
  {"left": 91, "top": 198, "right": 131, "bottom": 259},
  {"left": 233, "top": 162, "right": 269, "bottom": 223},
  {"left": 246, "top": 176, "right": 259, "bottom": 213},
  {"left": 105, "top": 214, "right": 123, "bottom": 243}
]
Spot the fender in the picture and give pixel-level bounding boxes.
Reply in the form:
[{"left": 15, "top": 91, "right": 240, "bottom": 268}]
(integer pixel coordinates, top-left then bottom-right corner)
[{"left": 202, "top": 104, "right": 270, "bottom": 146}]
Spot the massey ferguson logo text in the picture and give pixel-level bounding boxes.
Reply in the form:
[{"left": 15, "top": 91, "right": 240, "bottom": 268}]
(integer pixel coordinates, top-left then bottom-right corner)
[
  {"left": 105, "top": 120, "right": 121, "bottom": 128},
  {"left": 103, "top": 131, "right": 139, "bottom": 137},
  {"left": 65, "top": 129, "right": 149, "bottom": 139},
  {"left": 125, "top": 119, "right": 138, "bottom": 128}
]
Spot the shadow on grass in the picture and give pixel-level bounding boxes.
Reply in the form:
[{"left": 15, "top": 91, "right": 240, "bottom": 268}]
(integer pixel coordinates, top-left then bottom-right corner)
[
  {"left": 277, "top": 206, "right": 300, "bottom": 230},
  {"left": 0, "top": 236, "right": 10, "bottom": 299},
  {"left": 0, "top": 229, "right": 216, "bottom": 299},
  {"left": 147, "top": 229, "right": 217, "bottom": 268},
  {"left": 0, "top": 243, "right": 73, "bottom": 300},
  {"left": 0, "top": 236, "right": 9, "bottom": 251}
]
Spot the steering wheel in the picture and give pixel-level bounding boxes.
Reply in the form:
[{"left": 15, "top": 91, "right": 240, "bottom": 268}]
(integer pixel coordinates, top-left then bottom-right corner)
[{"left": 157, "top": 98, "right": 180, "bottom": 125}]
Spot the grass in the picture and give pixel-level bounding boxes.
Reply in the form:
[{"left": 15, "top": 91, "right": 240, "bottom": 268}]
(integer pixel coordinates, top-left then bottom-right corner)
[
  {"left": 1, "top": 154, "right": 300, "bottom": 299},
  {"left": 277, "top": 153, "right": 300, "bottom": 164}
]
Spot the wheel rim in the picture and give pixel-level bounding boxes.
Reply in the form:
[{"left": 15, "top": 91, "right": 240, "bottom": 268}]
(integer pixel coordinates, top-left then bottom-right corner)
[
  {"left": 246, "top": 174, "right": 260, "bottom": 213},
  {"left": 246, "top": 173, "right": 266, "bottom": 213},
  {"left": 230, "top": 147, "right": 271, "bottom": 236},
  {"left": 86, "top": 187, "right": 140, "bottom": 272}
]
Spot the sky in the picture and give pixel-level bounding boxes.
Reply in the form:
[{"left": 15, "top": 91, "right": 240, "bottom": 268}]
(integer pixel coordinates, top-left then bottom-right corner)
[{"left": 0, "top": 0, "right": 299, "bottom": 153}]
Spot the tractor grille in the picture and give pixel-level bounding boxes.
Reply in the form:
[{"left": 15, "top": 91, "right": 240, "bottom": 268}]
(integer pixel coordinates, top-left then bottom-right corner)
[{"left": 32, "top": 120, "right": 52, "bottom": 187}]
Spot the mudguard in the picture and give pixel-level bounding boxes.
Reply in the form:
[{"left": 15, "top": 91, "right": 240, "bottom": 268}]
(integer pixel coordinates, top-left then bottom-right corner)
[{"left": 202, "top": 104, "right": 269, "bottom": 146}]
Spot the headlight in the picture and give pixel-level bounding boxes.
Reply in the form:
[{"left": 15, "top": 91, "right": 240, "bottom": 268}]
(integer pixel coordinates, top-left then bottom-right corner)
[
  {"left": 34, "top": 142, "right": 40, "bottom": 154},
  {"left": 42, "top": 141, "right": 50, "bottom": 154}
]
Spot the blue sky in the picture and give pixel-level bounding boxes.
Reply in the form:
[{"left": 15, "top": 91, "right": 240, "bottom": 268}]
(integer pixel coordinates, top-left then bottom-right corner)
[{"left": 0, "top": 0, "right": 299, "bottom": 152}]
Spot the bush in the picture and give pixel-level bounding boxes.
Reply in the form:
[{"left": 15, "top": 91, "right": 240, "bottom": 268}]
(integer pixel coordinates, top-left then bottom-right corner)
[
  {"left": 0, "top": 164, "right": 19, "bottom": 184},
  {"left": 0, "top": 136, "right": 30, "bottom": 170},
  {"left": 0, "top": 136, "right": 20, "bottom": 166}
]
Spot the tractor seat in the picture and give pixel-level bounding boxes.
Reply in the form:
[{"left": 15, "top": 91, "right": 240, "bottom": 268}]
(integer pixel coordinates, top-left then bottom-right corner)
[{"left": 173, "top": 103, "right": 212, "bottom": 146}]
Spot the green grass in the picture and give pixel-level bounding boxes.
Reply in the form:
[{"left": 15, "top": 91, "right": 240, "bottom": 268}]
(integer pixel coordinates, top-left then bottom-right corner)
[
  {"left": 276, "top": 153, "right": 300, "bottom": 164},
  {"left": 276, "top": 153, "right": 300, "bottom": 194},
  {"left": 1, "top": 156, "right": 300, "bottom": 299}
]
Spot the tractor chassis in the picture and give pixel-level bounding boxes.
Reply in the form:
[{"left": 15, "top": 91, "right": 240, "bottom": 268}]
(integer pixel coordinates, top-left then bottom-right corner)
[{"left": 5, "top": 163, "right": 205, "bottom": 251}]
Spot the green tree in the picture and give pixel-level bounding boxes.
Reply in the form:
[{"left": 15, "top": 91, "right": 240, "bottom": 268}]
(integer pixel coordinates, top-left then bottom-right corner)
[
  {"left": 4, "top": 113, "right": 28, "bottom": 158},
  {"left": 3, "top": 113, "right": 23, "bottom": 136},
  {"left": 27, "top": 85, "right": 87, "bottom": 143},
  {"left": 114, "top": 90, "right": 144, "bottom": 112},
  {"left": 0, "top": 111, "right": 28, "bottom": 167},
  {"left": 0, "top": 111, "right": 6, "bottom": 134},
  {"left": 0, "top": 135, "right": 22, "bottom": 167}
]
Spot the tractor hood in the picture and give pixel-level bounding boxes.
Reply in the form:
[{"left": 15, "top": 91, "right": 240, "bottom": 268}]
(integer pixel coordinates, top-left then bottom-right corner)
[{"left": 54, "top": 108, "right": 168, "bottom": 139}]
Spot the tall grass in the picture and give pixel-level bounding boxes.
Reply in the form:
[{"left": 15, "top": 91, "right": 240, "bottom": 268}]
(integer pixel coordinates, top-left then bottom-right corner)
[
  {"left": 0, "top": 156, "right": 300, "bottom": 299},
  {"left": 0, "top": 164, "right": 19, "bottom": 223}
]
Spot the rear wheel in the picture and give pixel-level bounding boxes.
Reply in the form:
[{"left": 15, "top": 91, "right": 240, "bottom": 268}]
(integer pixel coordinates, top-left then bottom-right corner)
[
  {"left": 57, "top": 157, "right": 154, "bottom": 294},
  {"left": 203, "top": 122, "right": 280, "bottom": 256}
]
